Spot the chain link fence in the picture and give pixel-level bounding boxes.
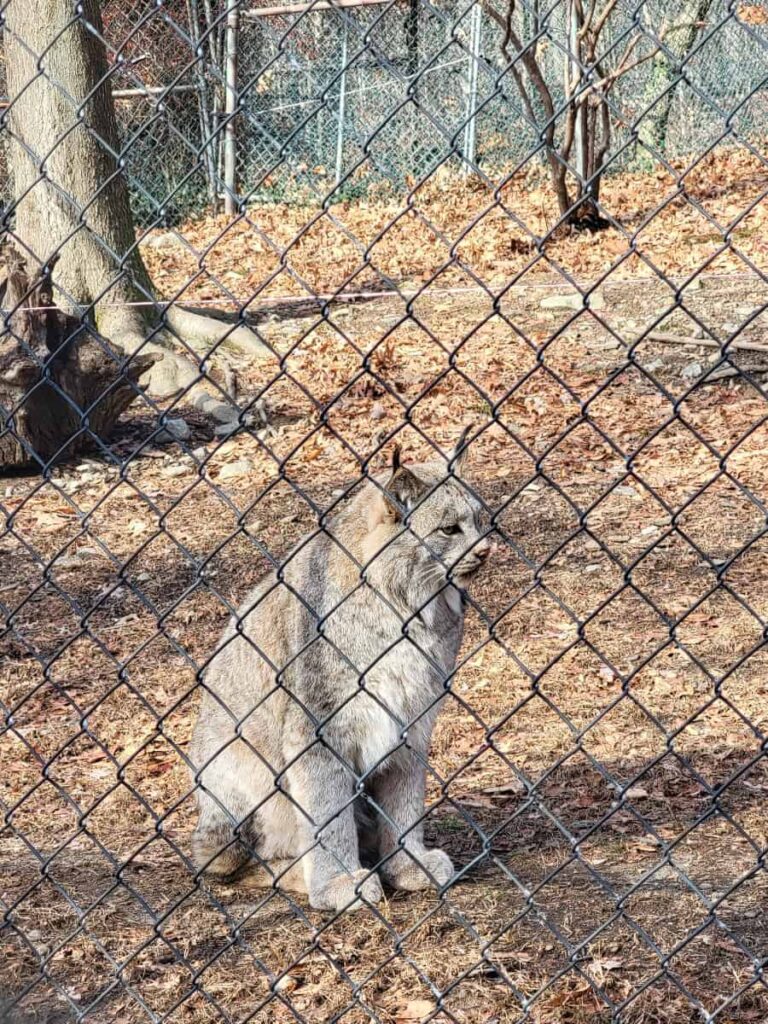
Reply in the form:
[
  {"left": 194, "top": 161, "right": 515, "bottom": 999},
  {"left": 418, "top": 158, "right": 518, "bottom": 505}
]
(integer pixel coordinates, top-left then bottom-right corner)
[
  {"left": 3, "top": 1, "right": 768, "bottom": 1023},
  {"left": 236, "top": 0, "right": 768, "bottom": 203},
  {"left": 3, "top": 0, "right": 765, "bottom": 219}
]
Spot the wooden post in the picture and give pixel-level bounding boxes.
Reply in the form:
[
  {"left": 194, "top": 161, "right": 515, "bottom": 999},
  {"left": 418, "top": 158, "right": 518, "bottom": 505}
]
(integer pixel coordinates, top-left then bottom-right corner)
[{"left": 224, "top": 0, "right": 239, "bottom": 216}]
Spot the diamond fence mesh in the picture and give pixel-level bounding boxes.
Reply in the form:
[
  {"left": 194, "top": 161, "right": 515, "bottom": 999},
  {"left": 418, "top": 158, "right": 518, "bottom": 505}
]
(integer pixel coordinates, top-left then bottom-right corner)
[{"left": 3, "top": 1, "right": 768, "bottom": 1023}]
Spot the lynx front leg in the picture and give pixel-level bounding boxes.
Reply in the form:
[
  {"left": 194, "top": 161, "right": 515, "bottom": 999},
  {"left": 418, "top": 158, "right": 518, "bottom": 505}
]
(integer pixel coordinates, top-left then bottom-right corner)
[
  {"left": 289, "top": 744, "right": 383, "bottom": 913},
  {"left": 372, "top": 753, "right": 454, "bottom": 892}
]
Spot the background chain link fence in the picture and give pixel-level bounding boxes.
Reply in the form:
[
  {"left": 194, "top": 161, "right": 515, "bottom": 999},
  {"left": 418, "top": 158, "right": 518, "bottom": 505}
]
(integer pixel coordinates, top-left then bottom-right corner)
[
  {"left": 3, "top": 1, "right": 768, "bottom": 1023},
  {"left": 4, "top": 1, "right": 766, "bottom": 219}
]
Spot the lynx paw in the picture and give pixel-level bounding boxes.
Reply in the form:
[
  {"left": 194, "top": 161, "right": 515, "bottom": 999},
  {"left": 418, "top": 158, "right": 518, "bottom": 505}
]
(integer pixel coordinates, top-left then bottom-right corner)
[
  {"left": 310, "top": 869, "right": 384, "bottom": 913},
  {"left": 383, "top": 848, "right": 454, "bottom": 891}
]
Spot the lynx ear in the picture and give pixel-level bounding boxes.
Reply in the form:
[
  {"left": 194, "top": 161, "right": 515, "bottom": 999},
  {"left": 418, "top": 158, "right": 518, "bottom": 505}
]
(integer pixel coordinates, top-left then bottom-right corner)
[
  {"left": 449, "top": 423, "right": 474, "bottom": 475},
  {"left": 382, "top": 445, "right": 428, "bottom": 521}
]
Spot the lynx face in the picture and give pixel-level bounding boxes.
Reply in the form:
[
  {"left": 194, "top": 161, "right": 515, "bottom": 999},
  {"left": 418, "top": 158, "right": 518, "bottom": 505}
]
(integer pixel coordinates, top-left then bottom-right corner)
[
  {"left": 363, "top": 450, "right": 492, "bottom": 595},
  {"left": 401, "top": 465, "right": 491, "bottom": 580}
]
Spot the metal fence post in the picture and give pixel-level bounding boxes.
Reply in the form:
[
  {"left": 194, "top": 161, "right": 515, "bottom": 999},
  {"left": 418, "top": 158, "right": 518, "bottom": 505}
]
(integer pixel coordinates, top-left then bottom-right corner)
[
  {"left": 224, "top": 0, "right": 239, "bottom": 216},
  {"left": 462, "top": 1, "right": 481, "bottom": 173},
  {"left": 335, "top": 17, "right": 349, "bottom": 187}
]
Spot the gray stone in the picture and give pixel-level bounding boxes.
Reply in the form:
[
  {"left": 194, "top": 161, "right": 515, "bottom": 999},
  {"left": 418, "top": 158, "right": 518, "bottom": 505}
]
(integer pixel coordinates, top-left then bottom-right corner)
[
  {"left": 681, "top": 361, "right": 702, "bottom": 380},
  {"left": 145, "top": 231, "right": 177, "bottom": 249},
  {"left": 540, "top": 292, "right": 584, "bottom": 311},
  {"left": 55, "top": 553, "right": 85, "bottom": 568},
  {"left": 219, "top": 459, "right": 253, "bottom": 481},
  {"left": 371, "top": 402, "right": 386, "bottom": 421},
  {"left": 161, "top": 464, "right": 190, "bottom": 479},
  {"left": 644, "top": 358, "right": 664, "bottom": 373},
  {"left": 540, "top": 290, "right": 605, "bottom": 311},
  {"left": 157, "top": 417, "right": 191, "bottom": 443},
  {"left": 214, "top": 420, "right": 240, "bottom": 437}
]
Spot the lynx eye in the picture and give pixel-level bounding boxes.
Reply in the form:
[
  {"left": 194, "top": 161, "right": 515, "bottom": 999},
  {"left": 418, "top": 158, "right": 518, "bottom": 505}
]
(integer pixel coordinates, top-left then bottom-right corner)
[{"left": 440, "top": 523, "right": 462, "bottom": 536}]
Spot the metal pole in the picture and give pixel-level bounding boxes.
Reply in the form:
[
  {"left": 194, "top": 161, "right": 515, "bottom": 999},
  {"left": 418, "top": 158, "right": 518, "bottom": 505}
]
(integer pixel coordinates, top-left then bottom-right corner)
[
  {"left": 462, "top": 2, "right": 481, "bottom": 174},
  {"left": 335, "top": 19, "right": 349, "bottom": 187},
  {"left": 186, "top": 0, "right": 218, "bottom": 212},
  {"left": 567, "top": 0, "right": 586, "bottom": 190},
  {"left": 242, "top": 0, "right": 393, "bottom": 19},
  {"left": 224, "top": 0, "right": 239, "bottom": 216}
]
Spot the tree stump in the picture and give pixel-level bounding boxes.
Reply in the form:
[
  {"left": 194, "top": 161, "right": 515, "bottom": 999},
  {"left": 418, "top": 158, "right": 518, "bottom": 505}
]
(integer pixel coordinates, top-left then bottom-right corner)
[{"left": 0, "top": 253, "right": 158, "bottom": 471}]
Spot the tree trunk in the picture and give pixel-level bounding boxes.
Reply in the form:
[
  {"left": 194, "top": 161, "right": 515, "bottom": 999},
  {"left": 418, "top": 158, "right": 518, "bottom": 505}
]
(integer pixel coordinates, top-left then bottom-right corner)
[
  {"left": 639, "top": 0, "right": 714, "bottom": 155},
  {"left": 4, "top": 0, "right": 152, "bottom": 343},
  {"left": 2, "top": 0, "right": 272, "bottom": 449}
]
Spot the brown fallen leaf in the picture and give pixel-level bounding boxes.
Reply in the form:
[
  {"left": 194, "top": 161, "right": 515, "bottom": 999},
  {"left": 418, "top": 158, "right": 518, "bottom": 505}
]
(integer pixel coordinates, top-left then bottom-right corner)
[{"left": 396, "top": 999, "right": 436, "bottom": 1022}]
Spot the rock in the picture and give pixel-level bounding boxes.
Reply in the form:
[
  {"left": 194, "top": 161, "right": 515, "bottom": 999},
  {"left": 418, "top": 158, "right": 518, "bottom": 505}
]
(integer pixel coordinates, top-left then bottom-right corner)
[
  {"left": 55, "top": 552, "right": 85, "bottom": 568},
  {"left": 145, "top": 231, "right": 177, "bottom": 249},
  {"left": 540, "top": 293, "right": 584, "bottom": 311},
  {"left": 192, "top": 447, "right": 207, "bottom": 460},
  {"left": 644, "top": 358, "right": 664, "bottom": 372},
  {"left": 693, "top": 326, "right": 705, "bottom": 339},
  {"left": 219, "top": 459, "right": 253, "bottom": 481},
  {"left": 214, "top": 420, "right": 240, "bottom": 438},
  {"left": 161, "top": 464, "right": 190, "bottom": 479},
  {"left": 540, "top": 290, "right": 605, "bottom": 311},
  {"left": 625, "top": 785, "right": 649, "bottom": 800},
  {"left": 156, "top": 417, "right": 191, "bottom": 443},
  {"left": 371, "top": 402, "right": 386, "bottom": 421},
  {"left": 681, "top": 361, "right": 702, "bottom": 379},
  {"left": 615, "top": 485, "right": 637, "bottom": 497}
]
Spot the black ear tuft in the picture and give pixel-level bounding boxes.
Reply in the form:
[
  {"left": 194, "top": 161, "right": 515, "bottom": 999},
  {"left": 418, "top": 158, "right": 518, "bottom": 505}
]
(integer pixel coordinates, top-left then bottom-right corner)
[{"left": 449, "top": 423, "right": 474, "bottom": 474}]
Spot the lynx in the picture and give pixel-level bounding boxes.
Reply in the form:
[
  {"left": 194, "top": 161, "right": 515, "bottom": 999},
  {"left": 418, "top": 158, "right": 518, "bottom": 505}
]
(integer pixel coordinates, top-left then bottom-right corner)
[{"left": 189, "top": 436, "right": 491, "bottom": 912}]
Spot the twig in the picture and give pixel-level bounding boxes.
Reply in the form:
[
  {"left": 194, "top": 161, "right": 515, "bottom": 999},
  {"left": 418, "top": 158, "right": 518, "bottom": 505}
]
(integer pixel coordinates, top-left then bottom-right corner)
[
  {"left": 647, "top": 331, "right": 768, "bottom": 355},
  {"left": 700, "top": 366, "right": 768, "bottom": 385}
]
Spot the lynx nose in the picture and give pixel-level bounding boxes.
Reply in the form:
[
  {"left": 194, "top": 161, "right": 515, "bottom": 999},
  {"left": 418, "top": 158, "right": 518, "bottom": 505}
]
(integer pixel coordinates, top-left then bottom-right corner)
[{"left": 474, "top": 538, "right": 492, "bottom": 560}]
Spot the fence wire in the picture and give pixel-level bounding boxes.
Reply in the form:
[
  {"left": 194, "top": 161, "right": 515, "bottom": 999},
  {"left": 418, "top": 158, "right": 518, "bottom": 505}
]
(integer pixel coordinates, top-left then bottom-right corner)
[{"left": 3, "top": 1, "right": 768, "bottom": 1024}]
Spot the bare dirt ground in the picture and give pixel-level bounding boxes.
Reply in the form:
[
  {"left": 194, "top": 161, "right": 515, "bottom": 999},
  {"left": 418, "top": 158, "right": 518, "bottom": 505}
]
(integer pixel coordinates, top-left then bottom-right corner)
[{"left": 5, "top": 169, "right": 768, "bottom": 1023}]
